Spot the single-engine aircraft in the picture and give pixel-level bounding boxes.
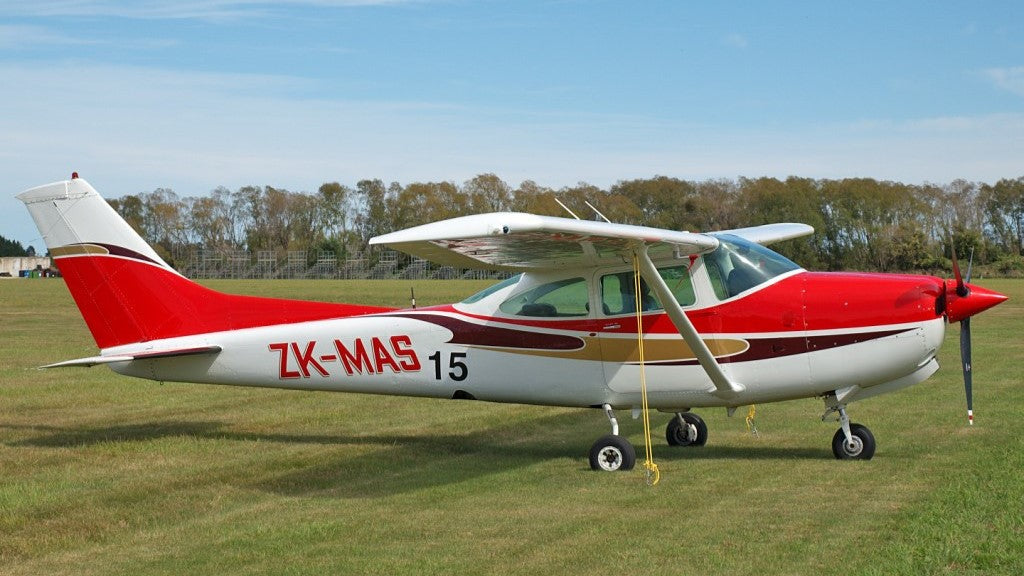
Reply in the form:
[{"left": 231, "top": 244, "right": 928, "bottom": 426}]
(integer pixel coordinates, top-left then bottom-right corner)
[{"left": 18, "top": 175, "right": 1007, "bottom": 471}]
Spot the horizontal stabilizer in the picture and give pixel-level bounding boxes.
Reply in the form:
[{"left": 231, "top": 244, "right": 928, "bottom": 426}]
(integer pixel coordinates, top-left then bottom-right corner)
[{"left": 41, "top": 345, "right": 222, "bottom": 369}]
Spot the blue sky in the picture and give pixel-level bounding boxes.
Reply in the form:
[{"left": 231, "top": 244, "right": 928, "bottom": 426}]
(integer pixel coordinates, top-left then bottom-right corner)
[{"left": 3, "top": 1, "right": 1023, "bottom": 249}]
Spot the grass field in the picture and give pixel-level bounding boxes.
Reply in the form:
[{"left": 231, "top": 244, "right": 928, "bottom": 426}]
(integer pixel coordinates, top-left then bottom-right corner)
[{"left": 1, "top": 278, "right": 1021, "bottom": 575}]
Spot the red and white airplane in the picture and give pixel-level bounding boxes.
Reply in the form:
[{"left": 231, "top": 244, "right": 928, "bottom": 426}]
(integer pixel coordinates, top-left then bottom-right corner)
[{"left": 18, "top": 175, "right": 1007, "bottom": 472}]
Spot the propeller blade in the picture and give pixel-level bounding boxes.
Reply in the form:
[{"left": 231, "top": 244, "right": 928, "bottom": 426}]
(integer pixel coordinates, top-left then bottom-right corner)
[
  {"left": 950, "top": 242, "right": 967, "bottom": 297},
  {"left": 960, "top": 316, "right": 973, "bottom": 425}
]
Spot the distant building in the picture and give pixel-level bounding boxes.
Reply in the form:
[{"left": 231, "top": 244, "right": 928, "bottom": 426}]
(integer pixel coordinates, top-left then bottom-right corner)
[{"left": 0, "top": 257, "right": 55, "bottom": 277}]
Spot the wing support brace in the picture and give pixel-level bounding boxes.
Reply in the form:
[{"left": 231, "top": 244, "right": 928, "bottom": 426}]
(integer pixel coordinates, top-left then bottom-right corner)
[{"left": 633, "top": 244, "right": 745, "bottom": 398}]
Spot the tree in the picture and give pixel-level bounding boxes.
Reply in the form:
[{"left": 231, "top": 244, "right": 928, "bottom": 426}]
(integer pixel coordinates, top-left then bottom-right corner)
[
  {"left": 0, "top": 234, "right": 28, "bottom": 257},
  {"left": 352, "top": 179, "right": 394, "bottom": 248},
  {"left": 611, "top": 176, "right": 698, "bottom": 231},
  {"left": 511, "top": 180, "right": 559, "bottom": 215},
  {"left": 317, "top": 182, "right": 350, "bottom": 240},
  {"left": 981, "top": 177, "right": 1024, "bottom": 257},
  {"left": 464, "top": 173, "right": 513, "bottom": 213},
  {"left": 389, "top": 181, "right": 466, "bottom": 230},
  {"left": 738, "top": 177, "right": 824, "bottom": 269}
]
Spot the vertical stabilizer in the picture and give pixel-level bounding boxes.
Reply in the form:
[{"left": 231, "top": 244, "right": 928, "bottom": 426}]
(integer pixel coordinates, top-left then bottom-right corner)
[
  {"left": 18, "top": 177, "right": 175, "bottom": 272},
  {"left": 18, "top": 176, "right": 392, "bottom": 350}
]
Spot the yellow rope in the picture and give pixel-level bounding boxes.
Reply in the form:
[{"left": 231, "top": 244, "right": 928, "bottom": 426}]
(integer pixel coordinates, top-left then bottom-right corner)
[
  {"left": 746, "top": 404, "right": 760, "bottom": 437},
  {"left": 633, "top": 253, "right": 659, "bottom": 486}
]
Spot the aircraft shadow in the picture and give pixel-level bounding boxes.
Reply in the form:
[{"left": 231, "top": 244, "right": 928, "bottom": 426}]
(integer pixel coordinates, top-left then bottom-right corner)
[{"left": 2, "top": 414, "right": 830, "bottom": 498}]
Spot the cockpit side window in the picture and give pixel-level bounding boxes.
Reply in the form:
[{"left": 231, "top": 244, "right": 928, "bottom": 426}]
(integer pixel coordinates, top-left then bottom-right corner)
[
  {"left": 461, "top": 273, "right": 522, "bottom": 304},
  {"left": 498, "top": 277, "right": 589, "bottom": 317}
]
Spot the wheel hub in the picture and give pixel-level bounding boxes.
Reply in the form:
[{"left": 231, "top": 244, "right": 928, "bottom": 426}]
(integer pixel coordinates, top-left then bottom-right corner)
[
  {"left": 843, "top": 436, "right": 864, "bottom": 457},
  {"left": 598, "top": 447, "right": 623, "bottom": 471}
]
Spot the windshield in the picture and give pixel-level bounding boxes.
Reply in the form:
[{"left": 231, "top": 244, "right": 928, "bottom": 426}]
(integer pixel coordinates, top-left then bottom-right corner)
[{"left": 703, "top": 234, "right": 800, "bottom": 299}]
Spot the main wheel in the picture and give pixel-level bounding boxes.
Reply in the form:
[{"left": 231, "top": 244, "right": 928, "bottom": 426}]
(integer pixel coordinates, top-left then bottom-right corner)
[
  {"left": 832, "top": 423, "right": 876, "bottom": 460},
  {"left": 666, "top": 412, "right": 708, "bottom": 447},
  {"left": 589, "top": 435, "right": 636, "bottom": 471}
]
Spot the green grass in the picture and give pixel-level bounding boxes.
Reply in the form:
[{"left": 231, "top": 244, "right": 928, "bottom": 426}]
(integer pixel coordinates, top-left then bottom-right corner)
[{"left": 1, "top": 278, "right": 1022, "bottom": 575}]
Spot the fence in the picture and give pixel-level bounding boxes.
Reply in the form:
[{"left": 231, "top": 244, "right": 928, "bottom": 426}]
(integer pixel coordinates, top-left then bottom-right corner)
[{"left": 171, "top": 248, "right": 505, "bottom": 281}]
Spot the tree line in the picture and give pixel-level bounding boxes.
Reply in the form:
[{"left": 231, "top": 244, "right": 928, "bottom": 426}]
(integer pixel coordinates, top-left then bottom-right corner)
[
  {"left": 0, "top": 235, "right": 34, "bottom": 257},
  {"left": 104, "top": 174, "right": 1024, "bottom": 276}
]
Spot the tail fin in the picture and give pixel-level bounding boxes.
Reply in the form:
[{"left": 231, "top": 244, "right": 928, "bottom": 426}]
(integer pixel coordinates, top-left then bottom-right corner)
[{"left": 18, "top": 176, "right": 391, "bottom": 350}]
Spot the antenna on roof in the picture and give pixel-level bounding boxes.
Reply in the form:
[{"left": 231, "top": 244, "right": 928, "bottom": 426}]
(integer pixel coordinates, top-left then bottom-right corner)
[
  {"left": 552, "top": 197, "right": 580, "bottom": 220},
  {"left": 584, "top": 200, "right": 611, "bottom": 223}
]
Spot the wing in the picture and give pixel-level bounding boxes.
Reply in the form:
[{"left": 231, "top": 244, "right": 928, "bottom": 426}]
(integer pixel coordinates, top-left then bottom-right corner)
[
  {"left": 717, "top": 223, "right": 814, "bottom": 245},
  {"left": 369, "top": 212, "right": 720, "bottom": 270}
]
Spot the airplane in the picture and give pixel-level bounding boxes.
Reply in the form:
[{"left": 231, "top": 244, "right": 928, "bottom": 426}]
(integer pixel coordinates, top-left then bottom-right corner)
[{"left": 17, "top": 174, "right": 1008, "bottom": 472}]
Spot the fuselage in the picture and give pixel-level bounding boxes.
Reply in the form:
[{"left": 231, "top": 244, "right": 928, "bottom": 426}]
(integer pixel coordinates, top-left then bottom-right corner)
[{"left": 108, "top": 238, "right": 948, "bottom": 412}]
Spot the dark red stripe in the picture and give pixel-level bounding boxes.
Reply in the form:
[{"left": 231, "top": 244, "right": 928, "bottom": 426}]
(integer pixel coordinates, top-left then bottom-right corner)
[
  {"left": 391, "top": 312, "right": 586, "bottom": 350},
  {"left": 635, "top": 328, "right": 911, "bottom": 366}
]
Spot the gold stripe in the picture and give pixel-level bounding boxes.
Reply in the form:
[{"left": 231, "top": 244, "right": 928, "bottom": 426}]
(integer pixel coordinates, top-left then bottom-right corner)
[
  {"left": 598, "top": 337, "right": 749, "bottom": 363},
  {"left": 50, "top": 244, "right": 109, "bottom": 258}
]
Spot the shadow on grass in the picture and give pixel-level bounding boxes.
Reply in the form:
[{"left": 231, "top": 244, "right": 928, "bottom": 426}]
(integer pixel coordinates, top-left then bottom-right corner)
[
  {"left": 660, "top": 445, "right": 829, "bottom": 460},
  {"left": 2, "top": 413, "right": 831, "bottom": 498},
  {"left": 3, "top": 421, "right": 226, "bottom": 447}
]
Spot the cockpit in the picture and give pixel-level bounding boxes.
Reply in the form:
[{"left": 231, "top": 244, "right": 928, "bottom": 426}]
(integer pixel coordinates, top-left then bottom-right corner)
[{"left": 457, "top": 233, "right": 802, "bottom": 319}]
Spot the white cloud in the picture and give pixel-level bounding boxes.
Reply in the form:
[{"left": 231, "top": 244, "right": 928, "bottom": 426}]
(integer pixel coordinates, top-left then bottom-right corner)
[
  {"left": 0, "top": 24, "right": 101, "bottom": 48},
  {"left": 5, "top": 60, "right": 1024, "bottom": 247},
  {"left": 721, "top": 33, "right": 748, "bottom": 49},
  {"left": 982, "top": 67, "right": 1024, "bottom": 97},
  {"left": 0, "top": 0, "right": 418, "bottom": 21}
]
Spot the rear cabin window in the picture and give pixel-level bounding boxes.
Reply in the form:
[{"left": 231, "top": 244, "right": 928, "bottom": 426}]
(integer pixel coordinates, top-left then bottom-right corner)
[
  {"left": 600, "top": 265, "right": 695, "bottom": 315},
  {"left": 498, "top": 277, "right": 590, "bottom": 317}
]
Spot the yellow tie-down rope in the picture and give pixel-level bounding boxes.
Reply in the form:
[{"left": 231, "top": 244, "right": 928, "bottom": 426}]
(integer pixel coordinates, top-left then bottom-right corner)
[
  {"left": 633, "top": 253, "right": 660, "bottom": 486},
  {"left": 746, "top": 404, "right": 760, "bottom": 437}
]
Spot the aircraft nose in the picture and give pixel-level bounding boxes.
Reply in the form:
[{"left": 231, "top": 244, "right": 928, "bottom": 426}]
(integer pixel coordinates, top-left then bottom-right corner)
[{"left": 944, "top": 283, "right": 1008, "bottom": 323}]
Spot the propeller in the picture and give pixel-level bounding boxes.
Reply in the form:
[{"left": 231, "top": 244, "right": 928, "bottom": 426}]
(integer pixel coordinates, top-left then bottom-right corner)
[
  {"left": 942, "top": 239, "right": 1007, "bottom": 425},
  {"left": 951, "top": 244, "right": 974, "bottom": 425}
]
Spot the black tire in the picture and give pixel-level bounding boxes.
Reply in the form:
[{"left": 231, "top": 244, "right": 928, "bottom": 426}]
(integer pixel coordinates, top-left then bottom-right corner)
[
  {"left": 589, "top": 435, "right": 636, "bottom": 471},
  {"left": 666, "top": 412, "right": 708, "bottom": 447},
  {"left": 832, "top": 423, "right": 876, "bottom": 460}
]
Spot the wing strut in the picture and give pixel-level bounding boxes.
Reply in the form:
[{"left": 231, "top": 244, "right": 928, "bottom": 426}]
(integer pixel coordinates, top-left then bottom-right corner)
[{"left": 633, "top": 243, "right": 745, "bottom": 397}]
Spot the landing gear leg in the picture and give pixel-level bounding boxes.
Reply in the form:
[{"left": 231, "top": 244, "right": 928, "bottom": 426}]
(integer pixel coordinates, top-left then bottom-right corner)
[
  {"left": 589, "top": 404, "right": 636, "bottom": 472},
  {"left": 823, "top": 400, "right": 876, "bottom": 460}
]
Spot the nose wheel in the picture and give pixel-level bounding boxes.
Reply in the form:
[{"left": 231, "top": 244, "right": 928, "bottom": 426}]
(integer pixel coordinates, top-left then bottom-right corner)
[
  {"left": 824, "top": 399, "right": 876, "bottom": 460},
  {"left": 832, "top": 423, "right": 875, "bottom": 459}
]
